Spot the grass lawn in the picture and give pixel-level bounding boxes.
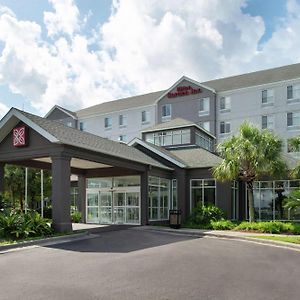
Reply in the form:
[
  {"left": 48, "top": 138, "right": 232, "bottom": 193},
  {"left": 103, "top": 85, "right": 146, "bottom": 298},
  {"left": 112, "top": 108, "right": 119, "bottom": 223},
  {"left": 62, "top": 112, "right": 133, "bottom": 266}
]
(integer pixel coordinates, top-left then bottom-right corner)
[
  {"left": 250, "top": 235, "right": 300, "bottom": 244},
  {"left": 0, "top": 230, "right": 87, "bottom": 246}
]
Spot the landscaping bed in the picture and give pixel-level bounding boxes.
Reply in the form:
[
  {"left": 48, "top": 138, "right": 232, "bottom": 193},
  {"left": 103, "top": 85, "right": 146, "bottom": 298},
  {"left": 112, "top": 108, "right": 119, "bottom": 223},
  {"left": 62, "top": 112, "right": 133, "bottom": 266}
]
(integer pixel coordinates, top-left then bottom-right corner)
[{"left": 184, "top": 203, "right": 300, "bottom": 234}]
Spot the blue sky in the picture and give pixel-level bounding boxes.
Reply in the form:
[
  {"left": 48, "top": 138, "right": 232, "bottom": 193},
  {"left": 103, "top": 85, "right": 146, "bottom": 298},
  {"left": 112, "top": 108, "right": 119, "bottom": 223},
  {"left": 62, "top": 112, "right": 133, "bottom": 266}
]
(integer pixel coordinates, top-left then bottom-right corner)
[{"left": 0, "top": 0, "right": 299, "bottom": 116}]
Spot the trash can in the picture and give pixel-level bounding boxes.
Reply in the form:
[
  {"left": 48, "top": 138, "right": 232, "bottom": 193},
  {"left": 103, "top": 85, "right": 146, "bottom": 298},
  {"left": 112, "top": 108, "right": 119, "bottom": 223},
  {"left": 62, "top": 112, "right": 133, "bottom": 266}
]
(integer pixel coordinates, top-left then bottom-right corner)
[{"left": 169, "top": 209, "right": 181, "bottom": 229}]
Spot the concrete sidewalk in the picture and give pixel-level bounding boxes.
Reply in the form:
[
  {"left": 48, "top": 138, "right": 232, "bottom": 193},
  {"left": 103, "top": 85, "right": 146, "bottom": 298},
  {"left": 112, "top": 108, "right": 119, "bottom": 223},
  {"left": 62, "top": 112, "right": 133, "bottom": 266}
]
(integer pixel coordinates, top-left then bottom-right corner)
[{"left": 133, "top": 226, "right": 300, "bottom": 250}]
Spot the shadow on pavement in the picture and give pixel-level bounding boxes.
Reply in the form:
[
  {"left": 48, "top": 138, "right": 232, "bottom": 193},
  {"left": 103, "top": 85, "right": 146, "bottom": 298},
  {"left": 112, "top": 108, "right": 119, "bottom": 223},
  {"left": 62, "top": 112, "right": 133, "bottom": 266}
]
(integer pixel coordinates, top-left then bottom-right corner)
[{"left": 46, "top": 228, "right": 199, "bottom": 253}]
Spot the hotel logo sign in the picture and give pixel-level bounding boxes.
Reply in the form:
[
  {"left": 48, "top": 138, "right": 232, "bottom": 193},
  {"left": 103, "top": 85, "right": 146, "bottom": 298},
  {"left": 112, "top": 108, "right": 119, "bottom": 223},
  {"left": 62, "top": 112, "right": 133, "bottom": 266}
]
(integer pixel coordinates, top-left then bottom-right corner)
[
  {"left": 167, "top": 85, "right": 201, "bottom": 98},
  {"left": 13, "top": 126, "right": 28, "bottom": 147}
]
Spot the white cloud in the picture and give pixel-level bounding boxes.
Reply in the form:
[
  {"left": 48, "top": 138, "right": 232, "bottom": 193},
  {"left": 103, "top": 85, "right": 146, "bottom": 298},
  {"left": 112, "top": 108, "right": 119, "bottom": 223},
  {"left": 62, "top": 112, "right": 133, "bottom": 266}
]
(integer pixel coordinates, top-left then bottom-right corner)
[
  {"left": 0, "top": 102, "right": 9, "bottom": 118},
  {"left": 0, "top": 0, "right": 299, "bottom": 115},
  {"left": 44, "top": 0, "right": 80, "bottom": 37}
]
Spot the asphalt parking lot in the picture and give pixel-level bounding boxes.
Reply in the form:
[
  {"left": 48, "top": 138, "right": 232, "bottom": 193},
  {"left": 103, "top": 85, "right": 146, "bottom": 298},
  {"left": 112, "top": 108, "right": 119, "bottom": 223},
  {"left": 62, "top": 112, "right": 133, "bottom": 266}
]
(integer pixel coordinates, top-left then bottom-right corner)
[{"left": 0, "top": 228, "right": 300, "bottom": 300}]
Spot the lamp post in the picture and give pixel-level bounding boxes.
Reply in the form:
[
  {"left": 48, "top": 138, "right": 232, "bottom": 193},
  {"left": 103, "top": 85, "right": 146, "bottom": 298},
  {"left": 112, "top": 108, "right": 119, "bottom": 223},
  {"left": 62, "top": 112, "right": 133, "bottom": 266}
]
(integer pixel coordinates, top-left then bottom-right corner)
[{"left": 41, "top": 169, "right": 44, "bottom": 218}]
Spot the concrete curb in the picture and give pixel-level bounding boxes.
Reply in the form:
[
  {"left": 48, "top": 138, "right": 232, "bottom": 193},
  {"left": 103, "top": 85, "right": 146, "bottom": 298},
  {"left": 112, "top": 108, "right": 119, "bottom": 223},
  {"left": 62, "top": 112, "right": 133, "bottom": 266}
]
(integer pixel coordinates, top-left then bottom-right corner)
[
  {"left": 0, "top": 231, "right": 92, "bottom": 252},
  {"left": 134, "top": 226, "right": 300, "bottom": 251}
]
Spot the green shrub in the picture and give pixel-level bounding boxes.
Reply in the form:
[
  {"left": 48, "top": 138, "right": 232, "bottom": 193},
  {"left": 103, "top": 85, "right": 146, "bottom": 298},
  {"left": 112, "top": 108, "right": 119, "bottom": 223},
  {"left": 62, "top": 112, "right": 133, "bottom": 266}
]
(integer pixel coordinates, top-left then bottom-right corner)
[
  {"left": 187, "top": 203, "right": 225, "bottom": 226},
  {"left": 71, "top": 211, "right": 82, "bottom": 223},
  {"left": 0, "top": 210, "right": 53, "bottom": 240},
  {"left": 234, "top": 221, "right": 300, "bottom": 234},
  {"left": 210, "top": 220, "right": 235, "bottom": 230}
]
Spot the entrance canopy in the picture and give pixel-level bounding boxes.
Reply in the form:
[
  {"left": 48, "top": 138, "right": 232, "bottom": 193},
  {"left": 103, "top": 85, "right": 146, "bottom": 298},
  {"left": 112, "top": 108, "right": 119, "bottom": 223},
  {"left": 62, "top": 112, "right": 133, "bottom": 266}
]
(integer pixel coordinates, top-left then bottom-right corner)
[{"left": 0, "top": 108, "right": 172, "bottom": 232}]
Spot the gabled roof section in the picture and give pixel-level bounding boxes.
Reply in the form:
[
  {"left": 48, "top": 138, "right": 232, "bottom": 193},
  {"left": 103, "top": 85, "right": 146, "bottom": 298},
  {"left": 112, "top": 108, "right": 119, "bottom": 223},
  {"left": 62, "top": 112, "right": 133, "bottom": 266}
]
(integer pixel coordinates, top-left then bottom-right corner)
[
  {"left": 169, "top": 148, "right": 222, "bottom": 169},
  {"left": 154, "top": 76, "right": 216, "bottom": 104},
  {"left": 76, "top": 90, "right": 165, "bottom": 118},
  {"left": 129, "top": 138, "right": 187, "bottom": 168},
  {"left": 0, "top": 108, "right": 171, "bottom": 170},
  {"left": 202, "top": 63, "right": 300, "bottom": 92},
  {"left": 44, "top": 105, "right": 77, "bottom": 119},
  {"left": 129, "top": 137, "right": 221, "bottom": 169},
  {"left": 141, "top": 117, "right": 216, "bottom": 139}
]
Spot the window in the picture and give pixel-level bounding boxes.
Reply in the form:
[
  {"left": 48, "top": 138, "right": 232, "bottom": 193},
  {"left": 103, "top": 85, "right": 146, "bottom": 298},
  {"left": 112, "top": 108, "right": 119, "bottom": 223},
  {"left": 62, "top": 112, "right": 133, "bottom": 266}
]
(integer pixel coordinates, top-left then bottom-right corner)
[
  {"left": 148, "top": 177, "right": 170, "bottom": 220},
  {"left": 200, "top": 121, "right": 210, "bottom": 132},
  {"left": 287, "top": 112, "right": 300, "bottom": 127},
  {"left": 151, "top": 129, "right": 191, "bottom": 146},
  {"left": 79, "top": 122, "right": 85, "bottom": 131},
  {"left": 220, "top": 121, "right": 231, "bottom": 134},
  {"left": 220, "top": 96, "right": 231, "bottom": 112},
  {"left": 172, "top": 179, "right": 177, "bottom": 209},
  {"left": 141, "top": 110, "right": 150, "bottom": 124},
  {"left": 119, "top": 115, "right": 127, "bottom": 127},
  {"left": 70, "top": 187, "right": 78, "bottom": 213},
  {"left": 145, "top": 133, "right": 154, "bottom": 144},
  {"left": 231, "top": 181, "right": 239, "bottom": 220},
  {"left": 287, "top": 138, "right": 300, "bottom": 153},
  {"left": 162, "top": 104, "right": 171, "bottom": 121},
  {"left": 190, "top": 179, "right": 216, "bottom": 211},
  {"left": 247, "top": 180, "right": 300, "bottom": 221},
  {"left": 262, "top": 89, "right": 274, "bottom": 105},
  {"left": 104, "top": 117, "right": 112, "bottom": 129},
  {"left": 262, "top": 115, "right": 274, "bottom": 130},
  {"left": 199, "top": 97, "right": 210, "bottom": 116},
  {"left": 118, "top": 135, "right": 127, "bottom": 142},
  {"left": 195, "top": 131, "right": 213, "bottom": 152},
  {"left": 66, "top": 121, "right": 72, "bottom": 127},
  {"left": 287, "top": 84, "right": 300, "bottom": 101}
]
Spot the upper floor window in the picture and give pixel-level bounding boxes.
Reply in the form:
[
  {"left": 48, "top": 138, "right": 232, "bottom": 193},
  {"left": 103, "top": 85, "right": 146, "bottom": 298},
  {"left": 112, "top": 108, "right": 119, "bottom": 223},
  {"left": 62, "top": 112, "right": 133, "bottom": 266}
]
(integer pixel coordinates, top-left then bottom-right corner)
[
  {"left": 220, "top": 96, "right": 231, "bottom": 112},
  {"left": 262, "top": 89, "right": 274, "bottom": 105},
  {"left": 79, "top": 122, "right": 85, "bottom": 131},
  {"left": 118, "top": 135, "right": 127, "bottom": 143},
  {"left": 199, "top": 121, "right": 210, "bottom": 132},
  {"left": 220, "top": 121, "right": 231, "bottom": 134},
  {"left": 287, "top": 84, "right": 300, "bottom": 102},
  {"left": 141, "top": 110, "right": 150, "bottom": 124},
  {"left": 199, "top": 97, "right": 210, "bottom": 116},
  {"left": 162, "top": 104, "right": 171, "bottom": 121},
  {"left": 119, "top": 114, "right": 127, "bottom": 127},
  {"left": 66, "top": 121, "right": 72, "bottom": 127},
  {"left": 262, "top": 115, "right": 274, "bottom": 130},
  {"left": 104, "top": 117, "right": 112, "bottom": 129},
  {"left": 287, "top": 112, "right": 300, "bottom": 127}
]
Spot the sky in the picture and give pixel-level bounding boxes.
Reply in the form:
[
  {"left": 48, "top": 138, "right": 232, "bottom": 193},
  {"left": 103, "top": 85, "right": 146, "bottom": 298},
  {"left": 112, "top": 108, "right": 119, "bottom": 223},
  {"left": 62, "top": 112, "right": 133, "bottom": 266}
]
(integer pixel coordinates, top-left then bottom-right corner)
[{"left": 0, "top": 0, "right": 299, "bottom": 117}]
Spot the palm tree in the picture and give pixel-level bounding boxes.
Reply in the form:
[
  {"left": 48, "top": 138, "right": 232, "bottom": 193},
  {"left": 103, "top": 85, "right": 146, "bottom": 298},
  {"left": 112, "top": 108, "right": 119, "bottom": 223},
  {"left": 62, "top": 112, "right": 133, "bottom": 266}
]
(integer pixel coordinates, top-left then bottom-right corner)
[
  {"left": 213, "top": 122, "right": 286, "bottom": 222},
  {"left": 288, "top": 137, "right": 300, "bottom": 178}
]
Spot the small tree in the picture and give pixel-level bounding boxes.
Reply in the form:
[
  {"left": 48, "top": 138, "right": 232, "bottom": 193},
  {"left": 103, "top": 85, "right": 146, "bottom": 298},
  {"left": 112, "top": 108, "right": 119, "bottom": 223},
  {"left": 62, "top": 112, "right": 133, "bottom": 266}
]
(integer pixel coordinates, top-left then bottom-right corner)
[
  {"left": 288, "top": 137, "right": 300, "bottom": 178},
  {"left": 213, "top": 122, "right": 286, "bottom": 222}
]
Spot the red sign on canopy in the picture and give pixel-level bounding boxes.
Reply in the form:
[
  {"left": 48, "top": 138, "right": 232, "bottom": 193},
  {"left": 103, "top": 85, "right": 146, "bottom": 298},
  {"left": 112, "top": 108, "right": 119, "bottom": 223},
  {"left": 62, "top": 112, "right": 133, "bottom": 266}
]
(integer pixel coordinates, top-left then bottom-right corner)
[{"left": 13, "top": 126, "right": 27, "bottom": 147}]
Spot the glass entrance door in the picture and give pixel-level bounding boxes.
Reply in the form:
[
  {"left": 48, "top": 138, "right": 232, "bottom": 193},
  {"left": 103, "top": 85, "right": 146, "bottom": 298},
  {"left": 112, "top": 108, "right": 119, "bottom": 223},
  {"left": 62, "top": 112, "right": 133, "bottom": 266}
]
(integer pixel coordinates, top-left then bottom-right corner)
[
  {"left": 86, "top": 180, "right": 140, "bottom": 225},
  {"left": 99, "top": 190, "right": 112, "bottom": 224},
  {"left": 113, "top": 191, "right": 126, "bottom": 224}
]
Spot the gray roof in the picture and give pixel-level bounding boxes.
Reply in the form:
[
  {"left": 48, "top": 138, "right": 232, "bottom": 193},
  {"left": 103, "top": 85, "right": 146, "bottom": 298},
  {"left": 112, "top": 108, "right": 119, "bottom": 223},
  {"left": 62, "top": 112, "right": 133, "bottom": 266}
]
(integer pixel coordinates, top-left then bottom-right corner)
[
  {"left": 142, "top": 117, "right": 215, "bottom": 138},
  {"left": 169, "top": 148, "right": 222, "bottom": 169},
  {"left": 61, "top": 63, "right": 300, "bottom": 117},
  {"left": 16, "top": 109, "right": 171, "bottom": 170},
  {"left": 142, "top": 118, "right": 196, "bottom": 132},
  {"left": 202, "top": 63, "right": 300, "bottom": 92},
  {"left": 76, "top": 90, "right": 165, "bottom": 117},
  {"left": 134, "top": 138, "right": 187, "bottom": 166}
]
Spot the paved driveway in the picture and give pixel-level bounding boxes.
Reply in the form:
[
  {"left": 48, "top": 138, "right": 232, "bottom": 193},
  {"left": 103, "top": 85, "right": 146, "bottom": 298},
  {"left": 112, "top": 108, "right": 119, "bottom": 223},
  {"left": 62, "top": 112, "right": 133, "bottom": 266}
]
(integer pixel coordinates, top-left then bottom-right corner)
[{"left": 0, "top": 229, "right": 300, "bottom": 300}]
